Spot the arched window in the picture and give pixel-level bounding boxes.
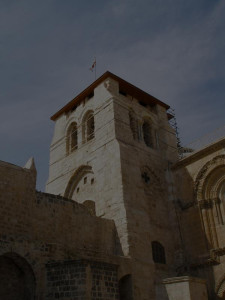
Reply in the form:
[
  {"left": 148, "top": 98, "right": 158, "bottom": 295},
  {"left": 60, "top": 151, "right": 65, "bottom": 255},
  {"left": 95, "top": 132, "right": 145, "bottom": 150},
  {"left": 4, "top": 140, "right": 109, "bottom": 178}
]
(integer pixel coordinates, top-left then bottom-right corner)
[
  {"left": 142, "top": 120, "right": 153, "bottom": 147},
  {"left": 66, "top": 122, "right": 77, "bottom": 154},
  {"left": 152, "top": 241, "right": 166, "bottom": 264},
  {"left": 129, "top": 111, "right": 138, "bottom": 140},
  {"left": 82, "top": 111, "right": 95, "bottom": 143}
]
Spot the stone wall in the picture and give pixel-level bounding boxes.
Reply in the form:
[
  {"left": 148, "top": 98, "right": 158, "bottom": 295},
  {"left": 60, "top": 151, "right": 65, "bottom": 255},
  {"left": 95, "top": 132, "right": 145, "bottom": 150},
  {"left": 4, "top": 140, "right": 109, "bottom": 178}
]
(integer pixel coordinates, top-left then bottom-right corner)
[
  {"left": 46, "top": 76, "right": 183, "bottom": 299},
  {"left": 113, "top": 93, "right": 181, "bottom": 299},
  {"left": 173, "top": 139, "right": 225, "bottom": 298},
  {"left": 0, "top": 160, "right": 127, "bottom": 299},
  {"left": 46, "top": 260, "right": 119, "bottom": 300}
]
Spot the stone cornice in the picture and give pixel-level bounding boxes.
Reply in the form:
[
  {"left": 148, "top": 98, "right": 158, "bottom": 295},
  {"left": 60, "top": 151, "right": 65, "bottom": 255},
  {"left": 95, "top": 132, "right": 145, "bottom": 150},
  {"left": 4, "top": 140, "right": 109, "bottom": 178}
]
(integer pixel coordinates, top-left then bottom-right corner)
[
  {"left": 163, "top": 276, "right": 206, "bottom": 284},
  {"left": 172, "top": 138, "right": 225, "bottom": 169},
  {"left": 51, "top": 71, "right": 169, "bottom": 121}
]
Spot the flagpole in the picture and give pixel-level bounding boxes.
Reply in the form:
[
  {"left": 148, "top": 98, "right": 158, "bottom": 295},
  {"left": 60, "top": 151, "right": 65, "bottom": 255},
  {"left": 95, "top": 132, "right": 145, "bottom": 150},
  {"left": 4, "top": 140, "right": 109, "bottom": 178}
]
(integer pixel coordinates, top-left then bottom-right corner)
[{"left": 89, "top": 58, "right": 97, "bottom": 81}]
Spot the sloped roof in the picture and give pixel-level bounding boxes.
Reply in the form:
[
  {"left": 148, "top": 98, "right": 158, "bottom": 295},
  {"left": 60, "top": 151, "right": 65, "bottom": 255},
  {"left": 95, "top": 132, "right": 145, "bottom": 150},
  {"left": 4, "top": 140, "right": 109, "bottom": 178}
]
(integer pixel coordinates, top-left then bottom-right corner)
[{"left": 51, "top": 71, "right": 170, "bottom": 121}]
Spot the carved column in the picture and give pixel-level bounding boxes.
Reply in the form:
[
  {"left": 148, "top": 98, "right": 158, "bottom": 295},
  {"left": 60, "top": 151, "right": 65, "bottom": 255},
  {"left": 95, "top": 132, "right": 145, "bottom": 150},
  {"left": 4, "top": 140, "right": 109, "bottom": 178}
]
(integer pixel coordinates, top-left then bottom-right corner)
[
  {"left": 199, "top": 199, "right": 218, "bottom": 249},
  {"left": 213, "top": 197, "right": 224, "bottom": 225}
]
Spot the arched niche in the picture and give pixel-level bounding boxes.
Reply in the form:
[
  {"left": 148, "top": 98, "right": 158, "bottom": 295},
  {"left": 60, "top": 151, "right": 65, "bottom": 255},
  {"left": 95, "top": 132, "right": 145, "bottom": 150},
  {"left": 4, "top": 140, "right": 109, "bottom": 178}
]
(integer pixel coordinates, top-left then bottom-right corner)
[
  {"left": 82, "top": 110, "right": 95, "bottom": 143},
  {"left": 64, "top": 165, "right": 96, "bottom": 205},
  {"left": 202, "top": 166, "right": 225, "bottom": 200},
  {"left": 142, "top": 120, "right": 153, "bottom": 148},
  {"left": 195, "top": 155, "right": 225, "bottom": 200},
  {"left": 66, "top": 122, "right": 78, "bottom": 154},
  {"left": 195, "top": 156, "right": 225, "bottom": 249},
  {"left": 0, "top": 252, "right": 35, "bottom": 300},
  {"left": 119, "top": 274, "right": 133, "bottom": 300}
]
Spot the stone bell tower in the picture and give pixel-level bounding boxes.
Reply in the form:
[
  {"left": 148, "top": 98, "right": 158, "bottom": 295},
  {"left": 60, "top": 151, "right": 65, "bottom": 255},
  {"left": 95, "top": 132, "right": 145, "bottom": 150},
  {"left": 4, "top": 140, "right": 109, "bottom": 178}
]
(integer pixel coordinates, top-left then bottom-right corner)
[{"left": 46, "top": 71, "right": 181, "bottom": 299}]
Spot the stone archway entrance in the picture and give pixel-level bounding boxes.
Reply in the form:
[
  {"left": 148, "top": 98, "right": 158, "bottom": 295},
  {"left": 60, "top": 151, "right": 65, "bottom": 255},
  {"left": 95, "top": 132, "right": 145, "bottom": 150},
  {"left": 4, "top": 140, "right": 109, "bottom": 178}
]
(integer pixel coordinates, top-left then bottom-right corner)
[
  {"left": 0, "top": 253, "right": 35, "bottom": 300},
  {"left": 119, "top": 274, "right": 133, "bottom": 300}
]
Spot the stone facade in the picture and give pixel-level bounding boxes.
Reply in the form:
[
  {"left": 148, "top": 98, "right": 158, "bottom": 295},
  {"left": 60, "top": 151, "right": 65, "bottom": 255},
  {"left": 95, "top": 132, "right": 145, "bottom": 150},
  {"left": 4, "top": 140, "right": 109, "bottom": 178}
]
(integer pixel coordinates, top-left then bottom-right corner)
[
  {"left": 0, "top": 158, "right": 129, "bottom": 299},
  {"left": 173, "top": 138, "right": 225, "bottom": 299},
  {"left": 46, "top": 72, "right": 181, "bottom": 299},
  {"left": 1, "top": 71, "right": 225, "bottom": 299}
]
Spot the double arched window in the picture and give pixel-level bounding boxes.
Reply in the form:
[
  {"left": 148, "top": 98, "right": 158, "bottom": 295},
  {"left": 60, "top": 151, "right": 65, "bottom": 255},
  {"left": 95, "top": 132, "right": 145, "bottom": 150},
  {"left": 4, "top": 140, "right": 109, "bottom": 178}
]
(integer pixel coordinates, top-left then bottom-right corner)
[
  {"left": 128, "top": 111, "right": 157, "bottom": 149},
  {"left": 82, "top": 111, "right": 95, "bottom": 143},
  {"left": 66, "top": 122, "right": 78, "bottom": 154},
  {"left": 151, "top": 241, "right": 166, "bottom": 264},
  {"left": 66, "top": 111, "right": 95, "bottom": 154}
]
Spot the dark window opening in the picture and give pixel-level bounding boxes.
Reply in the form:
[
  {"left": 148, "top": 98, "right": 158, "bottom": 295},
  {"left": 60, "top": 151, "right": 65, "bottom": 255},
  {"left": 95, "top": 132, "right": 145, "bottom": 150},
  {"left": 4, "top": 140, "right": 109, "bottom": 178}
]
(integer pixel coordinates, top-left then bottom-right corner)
[
  {"left": 71, "top": 105, "right": 77, "bottom": 112},
  {"left": 142, "top": 172, "right": 150, "bottom": 184},
  {"left": 142, "top": 121, "right": 153, "bottom": 147},
  {"left": 67, "top": 123, "right": 78, "bottom": 154},
  {"left": 119, "top": 274, "right": 133, "bottom": 300},
  {"left": 139, "top": 101, "right": 147, "bottom": 107},
  {"left": 119, "top": 90, "right": 127, "bottom": 96},
  {"left": 87, "top": 114, "right": 95, "bottom": 141},
  {"left": 152, "top": 241, "right": 166, "bottom": 264},
  {"left": 87, "top": 91, "right": 94, "bottom": 99}
]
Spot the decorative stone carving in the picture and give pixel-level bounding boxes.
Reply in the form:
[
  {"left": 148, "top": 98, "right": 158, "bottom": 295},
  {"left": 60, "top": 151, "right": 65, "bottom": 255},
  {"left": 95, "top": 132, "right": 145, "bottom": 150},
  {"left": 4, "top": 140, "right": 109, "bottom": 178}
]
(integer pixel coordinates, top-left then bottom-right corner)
[
  {"left": 140, "top": 166, "right": 161, "bottom": 189},
  {"left": 195, "top": 155, "right": 225, "bottom": 198},
  {"left": 216, "top": 274, "right": 225, "bottom": 298},
  {"left": 198, "top": 199, "right": 213, "bottom": 210}
]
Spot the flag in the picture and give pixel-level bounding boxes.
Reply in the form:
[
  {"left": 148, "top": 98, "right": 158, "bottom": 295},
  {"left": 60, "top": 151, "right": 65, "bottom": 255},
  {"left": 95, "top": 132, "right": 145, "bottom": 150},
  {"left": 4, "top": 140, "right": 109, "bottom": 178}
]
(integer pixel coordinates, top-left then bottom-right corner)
[{"left": 89, "top": 59, "right": 96, "bottom": 72}]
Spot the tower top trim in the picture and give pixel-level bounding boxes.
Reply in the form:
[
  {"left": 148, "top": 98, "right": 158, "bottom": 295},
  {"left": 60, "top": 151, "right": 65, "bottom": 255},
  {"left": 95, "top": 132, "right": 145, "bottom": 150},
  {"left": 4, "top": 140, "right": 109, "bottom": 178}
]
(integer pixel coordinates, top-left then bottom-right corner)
[{"left": 50, "top": 71, "right": 170, "bottom": 121}]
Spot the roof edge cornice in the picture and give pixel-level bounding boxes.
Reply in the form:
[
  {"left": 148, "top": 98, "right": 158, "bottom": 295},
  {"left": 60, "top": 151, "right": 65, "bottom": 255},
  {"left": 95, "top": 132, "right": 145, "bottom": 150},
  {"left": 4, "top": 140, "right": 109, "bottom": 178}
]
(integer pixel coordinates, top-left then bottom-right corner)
[{"left": 50, "top": 71, "right": 169, "bottom": 121}]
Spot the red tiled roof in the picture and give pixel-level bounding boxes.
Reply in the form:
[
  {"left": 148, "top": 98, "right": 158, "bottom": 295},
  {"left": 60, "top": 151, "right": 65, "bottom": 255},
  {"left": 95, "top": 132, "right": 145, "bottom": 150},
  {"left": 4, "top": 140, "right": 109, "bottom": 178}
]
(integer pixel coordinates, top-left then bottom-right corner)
[{"left": 51, "top": 71, "right": 170, "bottom": 121}]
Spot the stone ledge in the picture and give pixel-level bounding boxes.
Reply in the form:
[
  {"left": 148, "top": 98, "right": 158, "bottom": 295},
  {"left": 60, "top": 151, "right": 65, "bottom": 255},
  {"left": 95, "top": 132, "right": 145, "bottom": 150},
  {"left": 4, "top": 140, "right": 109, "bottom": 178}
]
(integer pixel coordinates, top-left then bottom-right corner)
[{"left": 163, "top": 276, "right": 206, "bottom": 285}]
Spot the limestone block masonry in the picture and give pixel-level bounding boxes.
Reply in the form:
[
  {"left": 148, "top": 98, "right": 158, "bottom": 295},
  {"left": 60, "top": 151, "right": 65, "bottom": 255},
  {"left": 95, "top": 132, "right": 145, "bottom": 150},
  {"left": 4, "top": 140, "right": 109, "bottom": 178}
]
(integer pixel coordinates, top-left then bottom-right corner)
[
  {"left": 2, "top": 71, "right": 225, "bottom": 299},
  {"left": 163, "top": 276, "right": 208, "bottom": 300},
  {"left": 46, "top": 71, "right": 182, "bottom": 299},
  {"left": 0, "top": 158, "right": 129, "bottom": 300}
]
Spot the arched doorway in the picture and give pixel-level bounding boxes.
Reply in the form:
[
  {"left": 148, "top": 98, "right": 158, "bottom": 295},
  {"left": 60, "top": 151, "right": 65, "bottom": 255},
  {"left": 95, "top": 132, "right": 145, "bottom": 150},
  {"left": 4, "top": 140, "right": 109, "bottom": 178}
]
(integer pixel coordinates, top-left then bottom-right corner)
[
  {"left": 0, "top": 253, "right": 35, "bottom": 300},
  {"left": 119, "top": 274, "right": 133, "bottom": 300},
  {"left": 195, "top": 159, "right": 225, "bottom": 249}
]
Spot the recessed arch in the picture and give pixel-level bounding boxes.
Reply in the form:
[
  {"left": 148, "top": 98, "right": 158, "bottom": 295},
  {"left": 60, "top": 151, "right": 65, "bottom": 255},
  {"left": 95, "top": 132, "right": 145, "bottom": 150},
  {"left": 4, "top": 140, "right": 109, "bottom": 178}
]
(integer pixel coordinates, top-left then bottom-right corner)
[
  {"left": 195, "top": 155, "right": 225, "bottom": 200},
  {"left": 151, "top": 241, "right": 166, "bottom": 264},
  {"left": 141, "top": 116, "right": 157, "bottom": 148},
  {"left": 195, "top": 156, "right": 225, "bottom": 249},
  {"left": 64, "top": 165, "right": 94, "bottom": 199},
  {"left": 119, "top": 274, "right": 133, "bottom": 300},
  {"left": 0, "top": 252, "right": 35, "bottom": 300},
  {"left": 82, "top": 110, "right": 95, "bottom": 143},
  {"left": 66, "top": 122, "right": 78, "bottom": 154},
  {"left": 202, "top": 167, "right": 225, "bottom": 200}
]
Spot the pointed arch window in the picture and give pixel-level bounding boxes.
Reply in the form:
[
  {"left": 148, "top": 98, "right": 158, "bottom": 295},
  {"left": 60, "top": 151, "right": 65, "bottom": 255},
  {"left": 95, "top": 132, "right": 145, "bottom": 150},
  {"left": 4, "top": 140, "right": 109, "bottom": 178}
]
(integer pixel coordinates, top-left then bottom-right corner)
[
  {"left": 152, "top": 241, "right": 166, "bottom": 264},
  {"left": 66, "top": 122, "right": 78, "bottom": 154},
  {"left": 82, "top": 111, "right": 95, "bottom": 143}
]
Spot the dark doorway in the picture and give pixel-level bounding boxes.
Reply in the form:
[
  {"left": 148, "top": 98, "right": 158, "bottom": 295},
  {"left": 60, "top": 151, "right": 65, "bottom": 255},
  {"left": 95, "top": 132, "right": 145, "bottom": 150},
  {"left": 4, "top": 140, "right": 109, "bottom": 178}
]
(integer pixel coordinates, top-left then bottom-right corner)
[
  {"left": 0, "top": 253, "right": 35, "bottom": 300},
  {"left": 119, "top": 274, "right": 133, "bottom": 300}
]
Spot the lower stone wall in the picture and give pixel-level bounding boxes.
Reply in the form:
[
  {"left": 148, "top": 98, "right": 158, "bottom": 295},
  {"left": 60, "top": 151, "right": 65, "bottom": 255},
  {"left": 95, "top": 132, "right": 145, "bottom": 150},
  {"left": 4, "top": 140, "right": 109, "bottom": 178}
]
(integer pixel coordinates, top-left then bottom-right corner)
[{"left": 46, "top": 260, "right": 119, "bottom": 300}]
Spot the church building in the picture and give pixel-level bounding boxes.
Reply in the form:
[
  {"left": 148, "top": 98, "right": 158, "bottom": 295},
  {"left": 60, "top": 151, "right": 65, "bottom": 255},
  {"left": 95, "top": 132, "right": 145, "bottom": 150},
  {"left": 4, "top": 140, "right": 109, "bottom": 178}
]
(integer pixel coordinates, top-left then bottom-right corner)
[{"left": 0, "top": 71, "right": 225, "bottom": 299}]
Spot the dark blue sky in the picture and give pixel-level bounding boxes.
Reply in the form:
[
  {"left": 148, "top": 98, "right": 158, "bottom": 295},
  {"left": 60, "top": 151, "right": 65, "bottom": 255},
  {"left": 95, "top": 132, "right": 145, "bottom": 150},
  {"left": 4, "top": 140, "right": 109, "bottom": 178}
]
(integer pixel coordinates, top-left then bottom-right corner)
[{"left": 1, "top": 0, "right": 225, "bottom": 190}]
